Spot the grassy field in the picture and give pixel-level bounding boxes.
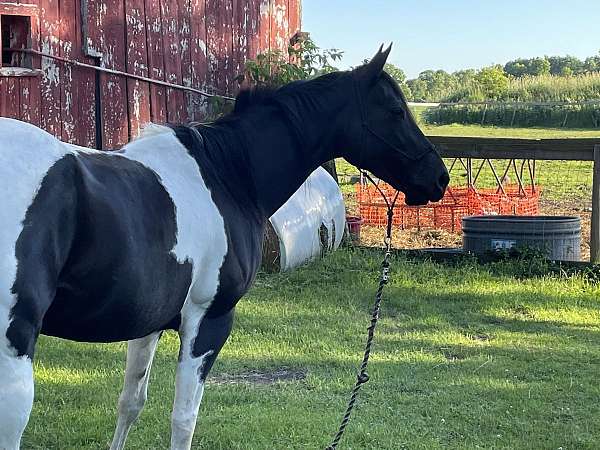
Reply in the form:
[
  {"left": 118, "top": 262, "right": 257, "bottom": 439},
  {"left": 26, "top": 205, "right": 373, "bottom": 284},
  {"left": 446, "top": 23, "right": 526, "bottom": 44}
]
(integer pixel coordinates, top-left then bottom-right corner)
[
  {"left": 25, "top": 248, "right": 600, "bottom": 449},
  {"left": 413, "top": 105, "right": 600, "bottom": 138},
  {"left": 422, "top": 72, "right": 600, "bottom": 128}
]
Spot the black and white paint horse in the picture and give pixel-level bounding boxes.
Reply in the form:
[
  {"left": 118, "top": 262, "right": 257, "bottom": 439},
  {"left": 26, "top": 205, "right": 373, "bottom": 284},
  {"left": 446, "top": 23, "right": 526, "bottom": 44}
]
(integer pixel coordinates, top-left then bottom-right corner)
[{"left": 0, "top": 46, "right": 448, "bottom": 450}]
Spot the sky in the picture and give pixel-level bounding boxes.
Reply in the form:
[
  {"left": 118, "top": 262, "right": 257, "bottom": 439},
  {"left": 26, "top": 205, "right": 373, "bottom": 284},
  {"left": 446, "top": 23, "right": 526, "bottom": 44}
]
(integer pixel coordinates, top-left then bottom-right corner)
[{"left": 302, "top": 0, "right": 600, "bottom": 79}]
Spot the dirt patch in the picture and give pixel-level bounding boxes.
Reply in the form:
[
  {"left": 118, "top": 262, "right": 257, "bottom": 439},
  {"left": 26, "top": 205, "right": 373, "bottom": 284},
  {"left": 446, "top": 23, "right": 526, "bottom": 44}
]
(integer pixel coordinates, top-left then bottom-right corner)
[
  {"left": 440, "top": 349, "right": 466, "bottom": 361},
  {"left": 468, "top": 333, "right": 492, "bottom": 342},
  {"left": 208, "top": 367, "right": 307, "bottom": 385},
  {"left": 510, "top": 304, "right": 535, "bottom": 319},
  {"left": 359, "top": 225, "right": 462, "bottom": 250}
]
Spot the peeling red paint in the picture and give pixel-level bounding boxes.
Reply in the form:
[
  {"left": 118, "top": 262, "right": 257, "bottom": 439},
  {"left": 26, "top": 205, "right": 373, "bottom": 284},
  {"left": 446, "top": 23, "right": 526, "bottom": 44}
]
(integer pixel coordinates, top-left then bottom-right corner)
[
  {"left": 126, "top": 0, "right": 151, "bottom": 136},
  {"left": 0, "top": 0, "right": 301, "bottom": 148}
]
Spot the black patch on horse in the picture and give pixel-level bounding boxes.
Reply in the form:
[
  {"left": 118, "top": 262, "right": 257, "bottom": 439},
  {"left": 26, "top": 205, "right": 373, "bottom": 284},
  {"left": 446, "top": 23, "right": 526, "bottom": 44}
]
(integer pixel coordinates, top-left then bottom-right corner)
[
  {"left": 8, "top": 153, "right": 194, "bottom": 356},
  {"left": 7, "top": 155, "right": 79, "bottom": 358}
]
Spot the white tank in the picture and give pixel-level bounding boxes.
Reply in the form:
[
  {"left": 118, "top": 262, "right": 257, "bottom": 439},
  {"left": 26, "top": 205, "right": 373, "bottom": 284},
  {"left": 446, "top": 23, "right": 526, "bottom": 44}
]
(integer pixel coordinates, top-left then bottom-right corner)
[{"left": 266, "top": 166, "right": 346, "bottom": 272}]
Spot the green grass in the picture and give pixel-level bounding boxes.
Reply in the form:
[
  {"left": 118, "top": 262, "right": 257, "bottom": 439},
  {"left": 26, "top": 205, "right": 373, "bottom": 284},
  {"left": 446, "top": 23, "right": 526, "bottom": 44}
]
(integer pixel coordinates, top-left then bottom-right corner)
[
  {"left": 413, "top": 106, "right": 600, "bottom": 138},
  {"left": 423, "top": 104, "right": 600, "bottom": 130},
  {"left": 443, "top": 72, "right": 600, "bottom": 104},
  {"left": 24, "top": 249, "right": 600, "bottom": 449}
]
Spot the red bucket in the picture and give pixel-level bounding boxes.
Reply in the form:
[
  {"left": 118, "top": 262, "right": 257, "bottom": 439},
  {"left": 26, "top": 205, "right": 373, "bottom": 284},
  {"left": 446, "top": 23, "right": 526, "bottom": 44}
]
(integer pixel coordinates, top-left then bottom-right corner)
[{"left": 346, "top": 216, "right": 364, "bottom": 242}]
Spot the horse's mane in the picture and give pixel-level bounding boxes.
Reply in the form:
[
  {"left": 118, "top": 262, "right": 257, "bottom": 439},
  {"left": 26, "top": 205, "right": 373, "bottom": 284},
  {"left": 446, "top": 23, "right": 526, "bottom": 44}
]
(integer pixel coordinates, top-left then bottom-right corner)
[
  {"left": 233, "top": 86, "right": 279, "bottom": 115},
  {"left": 217, "top": 72, "right": 347, "bottom": 124},
  {"left": 163, "top": 70, "right": 409, "bottom": 147},
  {"left": 221, "top": 71, "right": 410, "bottom": 125}
]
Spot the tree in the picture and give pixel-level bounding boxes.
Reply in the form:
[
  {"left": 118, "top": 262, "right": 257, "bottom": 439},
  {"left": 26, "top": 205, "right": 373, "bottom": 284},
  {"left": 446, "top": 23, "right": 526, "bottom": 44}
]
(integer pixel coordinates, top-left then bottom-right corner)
[
  {"left": 383, "top": 63, "right": 412, "bottom": 99},
  {"left": 547, "top": 55, "right": 584, "bottom": 76},
  {"left": 584, "top": 51, "right": 600, "bottom": 73},
  {"left": 406, "top": 78, "right": 428, "bottom": 102},
  {"left": 528, "top": 57, "right": 551, "bottom": 76},
  {"left": 407, "top": 69, "right": 458, "bottom": 102},
  {"left": 384, "top": 63, "right": 406, "bottom": 84},
  {"left": 475, "top": 65, "right": 509, "bottom": 100},
  {"left": 453, "top": 69, "right": 477, "bottom": 85},
  {"left": 240, "top": 36, "right": 343, "bottom": 87},
  {"left": 504, "top": 57, "right": 550, "bottom": 77},
  {"left": 504, "top": 59, "right": 529, "bottom": 77}
]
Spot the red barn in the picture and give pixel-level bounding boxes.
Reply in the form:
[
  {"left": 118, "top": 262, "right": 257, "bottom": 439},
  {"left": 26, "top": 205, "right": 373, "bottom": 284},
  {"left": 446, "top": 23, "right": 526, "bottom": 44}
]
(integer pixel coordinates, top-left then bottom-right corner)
[{"left": 0, "top": 0, "right": 301, "bottom": 148}]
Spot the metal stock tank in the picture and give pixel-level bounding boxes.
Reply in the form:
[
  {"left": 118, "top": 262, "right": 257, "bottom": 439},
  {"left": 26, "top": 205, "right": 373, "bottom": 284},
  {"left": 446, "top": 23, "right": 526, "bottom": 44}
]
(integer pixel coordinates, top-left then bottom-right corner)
[{"left": 462, "top": 215, "right": 581, "bottom": 261}]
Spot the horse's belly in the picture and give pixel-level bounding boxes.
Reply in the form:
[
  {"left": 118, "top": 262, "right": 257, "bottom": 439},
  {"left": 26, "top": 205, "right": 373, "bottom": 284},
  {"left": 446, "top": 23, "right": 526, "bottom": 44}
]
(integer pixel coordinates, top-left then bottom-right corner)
[{"left": 41, "top": 260, "right": 194, "bottom": 342}]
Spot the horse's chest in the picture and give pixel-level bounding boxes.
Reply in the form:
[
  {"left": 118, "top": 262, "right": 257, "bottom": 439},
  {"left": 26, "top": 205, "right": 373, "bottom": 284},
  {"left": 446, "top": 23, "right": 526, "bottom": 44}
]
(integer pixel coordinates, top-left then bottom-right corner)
[{"left": 203, "top": 216, "right": 265, "bottom": 317}]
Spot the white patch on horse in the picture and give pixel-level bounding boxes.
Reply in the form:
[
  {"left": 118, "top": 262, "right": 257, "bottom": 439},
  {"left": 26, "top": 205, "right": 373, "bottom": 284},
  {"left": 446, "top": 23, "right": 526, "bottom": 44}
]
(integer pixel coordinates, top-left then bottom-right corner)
[
  {"left": 137, "top": 122, "right": 173, "bottom": 140},
  {"left": 0, "top": 118, "right": 70, "bottom": 448},
  {"left": 124, "top": 126, "right": 229, "bottom": 447},
  {"left": 0, "top": 355, "right": 33, "bottom": 449},
  {"left": 121, "top": 126, "right": 228, "bottom": 302},
  {"left": 122, "top": 125, "right": 228, "bottom": 448},
  {"left": 171, "top": 346, "right": 213, "bottom": 450}
]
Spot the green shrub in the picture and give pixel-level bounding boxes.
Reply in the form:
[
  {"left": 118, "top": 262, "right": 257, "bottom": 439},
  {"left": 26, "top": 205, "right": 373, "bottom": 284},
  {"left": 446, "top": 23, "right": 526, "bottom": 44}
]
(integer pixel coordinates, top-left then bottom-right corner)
[
  {"left": 423, "top": 72, "right": 600, "bottom": 128},
  {"left": 424, "top": 103, "right": 600, "bottom": 128}
]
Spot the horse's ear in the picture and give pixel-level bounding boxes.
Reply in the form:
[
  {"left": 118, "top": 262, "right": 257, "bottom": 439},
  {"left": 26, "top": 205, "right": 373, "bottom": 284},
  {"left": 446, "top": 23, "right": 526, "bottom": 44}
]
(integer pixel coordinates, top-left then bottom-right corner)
[{"left": 357, "top": 44, "right": 392, "bottom": 86}]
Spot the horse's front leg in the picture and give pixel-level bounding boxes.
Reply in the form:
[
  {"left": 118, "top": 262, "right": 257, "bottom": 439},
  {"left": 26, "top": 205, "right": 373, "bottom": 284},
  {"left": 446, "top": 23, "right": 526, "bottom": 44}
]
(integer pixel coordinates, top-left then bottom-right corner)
[{"left": 170, "top": 309, "right": 234, "bottom": 450}]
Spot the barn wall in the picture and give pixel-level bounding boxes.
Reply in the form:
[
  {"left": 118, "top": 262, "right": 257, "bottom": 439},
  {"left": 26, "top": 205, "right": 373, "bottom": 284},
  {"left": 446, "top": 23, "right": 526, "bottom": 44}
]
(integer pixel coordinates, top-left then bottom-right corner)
[{"left": 0, "top": 0, "right": 301, "bottom": 149}]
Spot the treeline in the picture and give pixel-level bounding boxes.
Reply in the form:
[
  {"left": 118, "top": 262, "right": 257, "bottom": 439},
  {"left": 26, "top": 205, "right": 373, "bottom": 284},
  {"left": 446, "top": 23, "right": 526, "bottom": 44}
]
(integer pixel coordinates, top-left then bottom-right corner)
[
  {"left": 419, "top": 73, "right": 600, "bottom": 128},
  {"left": 383, "top": 52, "right": 600, "bottom": 128},
  {"left": 387, "top": 51, "right": 600, "bottom": 103}
]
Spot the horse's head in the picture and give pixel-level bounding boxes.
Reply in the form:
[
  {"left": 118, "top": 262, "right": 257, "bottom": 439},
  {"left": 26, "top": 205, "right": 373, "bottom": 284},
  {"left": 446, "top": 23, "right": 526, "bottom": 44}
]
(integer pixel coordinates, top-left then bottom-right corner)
[{"left": 340, "top": 46, "right": 449, "bottom": 205}]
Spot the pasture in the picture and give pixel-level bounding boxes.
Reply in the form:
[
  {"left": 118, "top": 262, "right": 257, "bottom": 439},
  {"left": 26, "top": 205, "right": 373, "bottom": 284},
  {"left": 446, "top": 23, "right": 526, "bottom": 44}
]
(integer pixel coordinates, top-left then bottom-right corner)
[{"left": 25, "top": 248, "right": 600, "bottom": 449}]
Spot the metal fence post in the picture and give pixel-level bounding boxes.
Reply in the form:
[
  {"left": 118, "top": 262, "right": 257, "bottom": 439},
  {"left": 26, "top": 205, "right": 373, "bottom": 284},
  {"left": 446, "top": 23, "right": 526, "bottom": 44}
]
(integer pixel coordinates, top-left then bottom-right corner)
[{"left": 591, "top": 145, "right": 600, "bottom": 263}]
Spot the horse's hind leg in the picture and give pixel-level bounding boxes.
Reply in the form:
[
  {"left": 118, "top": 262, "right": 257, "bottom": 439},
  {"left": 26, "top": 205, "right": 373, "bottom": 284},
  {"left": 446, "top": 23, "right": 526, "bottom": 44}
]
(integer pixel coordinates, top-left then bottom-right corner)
[
  {"left": 0, "top": 351, "right": 34, "bottom": 450},
  {"left": 0, "top": 285, "right": 52, "bottom": 449},
  {"left": 109, "top": 331, "right": 162, "bottom": 450}
]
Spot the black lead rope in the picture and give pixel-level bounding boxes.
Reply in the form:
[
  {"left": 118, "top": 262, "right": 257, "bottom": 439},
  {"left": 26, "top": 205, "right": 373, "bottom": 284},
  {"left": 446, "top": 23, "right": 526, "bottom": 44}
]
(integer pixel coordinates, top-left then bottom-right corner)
[{"left": 325, "top": 172, "right": 400, "bottom": 450}]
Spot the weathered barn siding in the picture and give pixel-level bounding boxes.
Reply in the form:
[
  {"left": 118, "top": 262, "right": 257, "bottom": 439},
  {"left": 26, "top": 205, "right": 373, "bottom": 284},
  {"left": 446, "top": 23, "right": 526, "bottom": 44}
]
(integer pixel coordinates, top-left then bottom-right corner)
[{"left": 0, "top": 0, "right": 301, "bottom": 148}]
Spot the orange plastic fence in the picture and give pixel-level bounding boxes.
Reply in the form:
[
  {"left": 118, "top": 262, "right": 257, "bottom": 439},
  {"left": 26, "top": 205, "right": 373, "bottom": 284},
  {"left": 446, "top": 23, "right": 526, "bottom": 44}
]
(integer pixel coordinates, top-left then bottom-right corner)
[{"left": 355, "top": 183, "right": 540, "bottom": 232}]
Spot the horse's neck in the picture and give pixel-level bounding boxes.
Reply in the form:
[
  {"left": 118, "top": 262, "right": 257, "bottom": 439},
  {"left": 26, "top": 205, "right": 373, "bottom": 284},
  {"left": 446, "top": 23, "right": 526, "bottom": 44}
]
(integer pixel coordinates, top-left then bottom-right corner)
[{"left": 241, "top": 108, "right": 336, "bottom": 219}]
